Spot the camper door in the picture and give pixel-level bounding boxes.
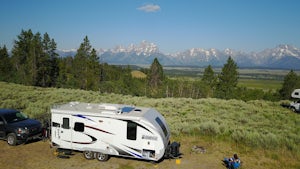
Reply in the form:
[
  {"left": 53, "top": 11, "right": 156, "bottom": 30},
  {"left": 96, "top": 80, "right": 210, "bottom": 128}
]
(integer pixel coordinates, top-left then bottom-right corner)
[
  {"left": 61, "top": 116, "right": 72, "bottom": 147},
  {"left": 52, "top": 114, "right": 72, "bottom": 148}
]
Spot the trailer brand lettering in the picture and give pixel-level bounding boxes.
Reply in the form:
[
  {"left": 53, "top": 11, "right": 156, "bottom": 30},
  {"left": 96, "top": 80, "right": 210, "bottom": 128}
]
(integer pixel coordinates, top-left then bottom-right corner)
[{"left": 142, "top": 135, "right": 158, "bottom": 140}]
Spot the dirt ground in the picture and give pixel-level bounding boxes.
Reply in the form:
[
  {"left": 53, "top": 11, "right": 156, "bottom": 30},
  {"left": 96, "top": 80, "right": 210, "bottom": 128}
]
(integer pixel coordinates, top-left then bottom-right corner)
[{"left": 0, "top": 137, "right": 299, "bottom": 169}]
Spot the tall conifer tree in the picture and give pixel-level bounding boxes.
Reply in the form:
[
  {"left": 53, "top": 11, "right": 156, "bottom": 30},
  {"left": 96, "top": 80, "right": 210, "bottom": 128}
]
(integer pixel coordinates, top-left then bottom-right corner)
[
  {"left": 73, "top": 36, "right": 100, "bottom": 90},
  {"left": 216, "top": 56, "right": 239, "bottom": 99},
  {"left": 0, "top": 45, "right": 11, "bottom": 81},
  {"left": 148, "top": 58, "right": 164, "bottom": 88},
  {"left": 279, "top": 70, "right": 300, "bottom": 99}
]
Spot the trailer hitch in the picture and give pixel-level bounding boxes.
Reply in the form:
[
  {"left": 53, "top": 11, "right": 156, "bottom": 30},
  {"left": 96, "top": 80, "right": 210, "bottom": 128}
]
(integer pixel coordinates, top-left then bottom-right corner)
[{"left": 164, "top": 141, "right": 181, "bottom": 159}]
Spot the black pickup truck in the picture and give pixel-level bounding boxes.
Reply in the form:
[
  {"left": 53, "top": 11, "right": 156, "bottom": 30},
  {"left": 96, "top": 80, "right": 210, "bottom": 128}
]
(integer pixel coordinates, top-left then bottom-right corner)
[{"left": 0, "top": 109, "right": 42, "bottom": 145}]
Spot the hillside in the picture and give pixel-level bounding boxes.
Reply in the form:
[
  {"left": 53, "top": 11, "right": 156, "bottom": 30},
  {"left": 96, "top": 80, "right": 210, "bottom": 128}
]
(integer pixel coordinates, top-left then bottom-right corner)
[{"left": 0, "top": 82, "right": 299, "bottom": 168}]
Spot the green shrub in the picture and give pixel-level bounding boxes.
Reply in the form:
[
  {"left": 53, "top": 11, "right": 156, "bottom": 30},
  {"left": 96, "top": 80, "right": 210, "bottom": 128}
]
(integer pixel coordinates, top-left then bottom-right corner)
[
  {"left": 0, "top": 82, "right": 299, "bottom": 154},
  {"left": 199, "top": 121, "right": 220, "bottom": 136}
]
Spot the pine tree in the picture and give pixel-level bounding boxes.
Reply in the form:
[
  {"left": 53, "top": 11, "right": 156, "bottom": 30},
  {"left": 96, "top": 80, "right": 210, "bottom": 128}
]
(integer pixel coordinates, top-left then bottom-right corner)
[
  {"left": 279, "top": 70, "right": 300, "bottom": 99},
  {"left": 202, "top": 65, "right": 216, "bottom": 97},
  {"left": 148, "top": 58, "right": 164, "bottom": 88},
  {"left": 73, "top": 36, "right": 91, "bottom": 89},
  {"left": 87, "top": 48, "right": 100, "bottom": 90},
  {"left": 202, "top": 65, "right": 216, "bottom": 86},
  {"left": 57, "top": 56, "right": 75, "bottom": 88},
  {"left": 73, "top": 36, "right": 100, "bottom": 90},
  {"left": 48, "top": 38, "right": 59, "bottom": 86},
  {"left": 11, "top": 29, "right": 35, "bottom": 85},
  {"left": 40, "top": 33, "right": 59, "bottom": 87},
  {"left": 0, "top": 45, "right": 12, "bottom": 81},
  {"left": 11, "top": 29, "right": 59, "bottom": 87},
  {"left": 216, "top": 56, "right": 239, "bottom": 99}
]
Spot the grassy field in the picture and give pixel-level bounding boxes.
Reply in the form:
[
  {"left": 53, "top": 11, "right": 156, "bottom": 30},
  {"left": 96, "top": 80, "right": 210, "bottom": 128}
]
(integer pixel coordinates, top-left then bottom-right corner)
[
  {"left": 162, "top": 67, "right": 300, "bottom": 92},
  {"left": 0, "top": 82, "right": 299, "bottom": 168},
  {"left": 238, "top": 79, "right": 282, "bottom": 91},
  {"left": 163, "top": 67, "right": 300, "bottom": 80}
]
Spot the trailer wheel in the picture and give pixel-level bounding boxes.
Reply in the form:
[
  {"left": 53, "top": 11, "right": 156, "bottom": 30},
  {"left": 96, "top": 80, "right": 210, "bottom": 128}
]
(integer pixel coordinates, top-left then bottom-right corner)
[
  {"left": 83, "top": 151, "right": 94, "bottom": 160},
  {"left": 95, "top": 152, "right": 109, "bottom": 162},
  {"left": 7, "top": 133, "right": 17, "bottom": 146}
]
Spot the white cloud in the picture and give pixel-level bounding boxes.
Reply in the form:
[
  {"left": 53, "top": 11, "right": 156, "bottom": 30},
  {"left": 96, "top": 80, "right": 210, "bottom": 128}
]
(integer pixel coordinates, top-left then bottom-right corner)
[{"left": 137, "top": 4, "right": 161, "bottom": 13}]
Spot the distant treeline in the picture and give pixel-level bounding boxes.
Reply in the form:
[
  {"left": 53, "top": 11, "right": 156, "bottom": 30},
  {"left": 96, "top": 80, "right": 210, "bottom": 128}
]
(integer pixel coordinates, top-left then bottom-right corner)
[{"left": 0, "top": 29, "right": 299, "bottom": 101}]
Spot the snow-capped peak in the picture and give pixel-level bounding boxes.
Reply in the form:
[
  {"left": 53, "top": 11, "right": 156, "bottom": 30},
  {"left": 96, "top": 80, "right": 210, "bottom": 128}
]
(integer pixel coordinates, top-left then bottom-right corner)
[
  {"left": 110, "top": 40, "right": 159, "bottom": 56},
  {"left": 259, "top": 44, "right": 300, "bottom": 59}
]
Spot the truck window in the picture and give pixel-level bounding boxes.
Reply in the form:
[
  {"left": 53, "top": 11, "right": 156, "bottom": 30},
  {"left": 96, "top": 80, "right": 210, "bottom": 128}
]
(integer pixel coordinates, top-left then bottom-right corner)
[
  {"left": 155, "top": 117, "right": 168, "bottom": 137},
  {"left": 4, "top": 111, "right": 28, "bottom": 123},
  {"left": 127, "top": 121, "right": 137, "bottom": 140},
  {"left": 62, "top": 118, "right": 70, "bottom": 129},
  {"left": 74, "top": 122, "right": 84, "bottom": 132},
  {"left": 0, "top": 117, "right": 3, "bottom": 125}
]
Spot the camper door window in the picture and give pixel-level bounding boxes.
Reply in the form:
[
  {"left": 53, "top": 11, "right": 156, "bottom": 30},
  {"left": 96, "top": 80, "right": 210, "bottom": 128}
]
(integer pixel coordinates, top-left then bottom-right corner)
[{"left": 62, "top": 118, "right": 70, "bottom": 129}]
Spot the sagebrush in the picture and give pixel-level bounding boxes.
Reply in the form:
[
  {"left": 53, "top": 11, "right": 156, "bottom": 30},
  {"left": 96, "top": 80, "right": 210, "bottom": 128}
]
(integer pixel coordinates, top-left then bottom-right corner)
[{"left": 0, "top": 82, "right": 299, "bottom": 153}]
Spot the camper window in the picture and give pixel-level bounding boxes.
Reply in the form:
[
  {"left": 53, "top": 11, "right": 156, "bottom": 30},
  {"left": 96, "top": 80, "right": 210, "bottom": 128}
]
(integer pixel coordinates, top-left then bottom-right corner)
[
  {"left": 62, "top": 118, "right": 70, "bottom": 129},
  {"left": 155, "top": 117, "right": 168, "bottom": 137},
  {"left": 74, "top": 122, "right": 84, "bottom": 132},
  {"left": 127, "top": 121, "right": 137, "bottom": 140},
  {"left": 52, "top": 122, "right": 60, "bottom": 127}
]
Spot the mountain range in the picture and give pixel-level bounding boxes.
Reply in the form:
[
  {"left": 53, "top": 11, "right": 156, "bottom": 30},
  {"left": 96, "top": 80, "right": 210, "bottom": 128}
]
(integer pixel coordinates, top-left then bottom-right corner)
[{"left": 57, "top": 41, "right": 300, "bottom": 69}]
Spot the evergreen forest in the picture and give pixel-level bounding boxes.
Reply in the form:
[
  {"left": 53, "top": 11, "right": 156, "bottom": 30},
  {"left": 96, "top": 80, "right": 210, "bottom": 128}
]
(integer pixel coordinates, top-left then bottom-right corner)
[{"left": 1, "top": 29, "right": 300, "bottom": 101}]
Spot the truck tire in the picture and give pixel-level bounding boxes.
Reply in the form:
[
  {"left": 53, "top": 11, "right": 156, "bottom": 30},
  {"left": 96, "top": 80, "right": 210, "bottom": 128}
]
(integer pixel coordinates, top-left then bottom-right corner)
[
  {"left": 95, "top": 152, "right": 109, "bottom": 162},
  {"left": 83, "top": 151, "right": 94, "bottom": 160},
  {"left": 7, "top": 133, "right": 17, "bottom": 146}
]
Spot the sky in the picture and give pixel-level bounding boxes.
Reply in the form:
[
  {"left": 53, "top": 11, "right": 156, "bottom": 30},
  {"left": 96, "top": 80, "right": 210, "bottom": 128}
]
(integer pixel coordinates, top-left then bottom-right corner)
[{"left": 1, "top": 0, "right": 300, "bottom": 53}]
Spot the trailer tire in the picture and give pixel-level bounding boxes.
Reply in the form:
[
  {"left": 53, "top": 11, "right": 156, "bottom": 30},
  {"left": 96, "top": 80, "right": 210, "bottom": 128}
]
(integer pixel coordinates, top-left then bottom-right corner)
[
  {"left": 95, "top": 152, "right": 109, "bottom": 162},
  {"left": 7, "top": 133, "right": 17, "bottom": 146},
  {"left": 83, "top": 151, "right": 94, "bottom": 160}
]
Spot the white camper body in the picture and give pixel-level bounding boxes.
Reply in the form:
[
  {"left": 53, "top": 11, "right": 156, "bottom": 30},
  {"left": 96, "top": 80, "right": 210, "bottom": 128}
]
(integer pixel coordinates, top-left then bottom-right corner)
[{"left": 51, "top": 102, "right": 172, "bottom": 161}]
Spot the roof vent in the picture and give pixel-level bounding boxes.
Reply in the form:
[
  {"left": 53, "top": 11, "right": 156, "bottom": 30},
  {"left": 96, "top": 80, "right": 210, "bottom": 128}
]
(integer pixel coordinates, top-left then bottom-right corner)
[
  {"left": 69, "top": 101, "right": 80, "bottom": 107},
  {"left": 86, "top": 104, "right": 92, "bottom": 109},
  {"left": 121, "top": 107, "right": 135, "bottom": 113}
]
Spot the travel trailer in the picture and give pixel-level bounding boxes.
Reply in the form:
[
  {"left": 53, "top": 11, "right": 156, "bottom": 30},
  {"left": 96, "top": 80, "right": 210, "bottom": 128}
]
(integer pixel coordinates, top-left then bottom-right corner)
[
  {"left": 291, "top": 89, "right": 300, "bottom": 99},
  {"left": 51, "top": 102, "right": 180, "bottom": 162},
  {"left": 290, "top": 89, "right": 300, "bottom": 112}
]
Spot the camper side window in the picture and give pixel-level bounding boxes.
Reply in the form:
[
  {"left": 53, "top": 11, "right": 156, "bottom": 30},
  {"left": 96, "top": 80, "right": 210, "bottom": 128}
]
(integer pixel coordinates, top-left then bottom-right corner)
[
  {"left": 127, "top": 121, "right": 137, "bottom": 140},
  {"left": 155, "top": 117, "right": 168, "bottom": 137},
  {"left": 74, "top": 122, "right": 84, "bottom": 132},
  {"left": 52, "top": 122, "right": 60, "bottom": 127},
  {"left": 62, "top": 118, "right": 70, "bottom": 129}
]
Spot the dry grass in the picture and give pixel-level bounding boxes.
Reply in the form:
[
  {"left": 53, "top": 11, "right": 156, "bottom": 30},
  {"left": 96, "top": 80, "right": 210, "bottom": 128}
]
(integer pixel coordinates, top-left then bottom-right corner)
[
  {"left": 131, "top": 70, "right": 147, "bottom": 79},
  {"left": 0, "top": 137, "right": 299, "bottom": 169}
]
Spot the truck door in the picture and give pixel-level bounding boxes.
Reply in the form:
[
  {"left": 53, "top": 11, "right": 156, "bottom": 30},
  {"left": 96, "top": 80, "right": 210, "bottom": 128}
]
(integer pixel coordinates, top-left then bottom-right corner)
[
  {"left": 60, "top": 116, "right": 72, "bottom": 148},
  {"left": 0, "top": 117, "right": 5, "bottom": 138}
]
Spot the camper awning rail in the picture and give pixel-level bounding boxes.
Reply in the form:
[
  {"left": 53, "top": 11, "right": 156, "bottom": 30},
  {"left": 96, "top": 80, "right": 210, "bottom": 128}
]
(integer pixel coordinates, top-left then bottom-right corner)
[{"left": 51, "top": 109, "right": 143, "bottom": 121}]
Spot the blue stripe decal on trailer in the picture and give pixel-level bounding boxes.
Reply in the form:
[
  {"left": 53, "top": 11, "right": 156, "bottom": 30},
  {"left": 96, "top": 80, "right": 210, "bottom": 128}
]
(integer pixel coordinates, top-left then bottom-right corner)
[
  {"left": 129, "top": 151, "right": 143, "bottom": 158},
  {"left": 73, "top": 114, "right": 95, "bottom": 122}
]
